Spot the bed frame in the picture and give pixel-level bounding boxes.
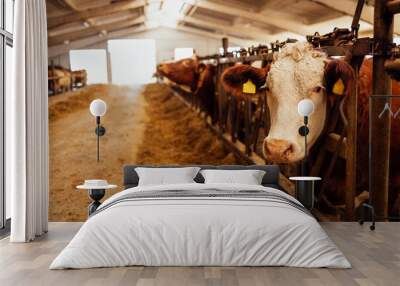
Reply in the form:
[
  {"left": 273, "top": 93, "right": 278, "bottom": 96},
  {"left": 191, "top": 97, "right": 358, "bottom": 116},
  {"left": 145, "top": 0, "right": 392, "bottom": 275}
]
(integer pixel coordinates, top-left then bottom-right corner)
[{"left": 123, "top": 165, "right": 282, "bottom": 189}]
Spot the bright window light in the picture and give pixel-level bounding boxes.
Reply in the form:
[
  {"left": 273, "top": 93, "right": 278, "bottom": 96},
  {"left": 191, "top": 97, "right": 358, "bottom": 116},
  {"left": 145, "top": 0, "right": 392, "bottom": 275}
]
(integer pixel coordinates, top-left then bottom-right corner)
[
  {"left": 70, "top": 49, "right": 108, "bottom": 84},
  {"left": 219, "top": 46, "right": 241, "bottom": 55},
  {"left": 108, "top": 39, "right": 157, "bottom": 85},
  {"left": 174, "top": 48, "right": 193, "bottom": 60}
]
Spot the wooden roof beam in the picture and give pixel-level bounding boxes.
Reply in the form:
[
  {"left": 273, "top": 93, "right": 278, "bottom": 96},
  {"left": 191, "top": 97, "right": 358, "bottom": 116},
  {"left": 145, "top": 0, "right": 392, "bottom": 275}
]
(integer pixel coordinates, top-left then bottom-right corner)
[
  {"left": 48, "top": 0, "right": 145, "bottom": 29},
  {"left": 387, "top": 0, "right": 400, "bottom": 15},
  {"left": 181, "top": 16, "right": 276, "bottom": 42},
  {"left": 48, "top": 25, "right": 151, "bottom": 58},
  {"left": 174, "top": 25, "right": 257, "bottom": 47},
  {"left": 311, "top": 0, "right": 399, "bottom": 35},
  {"left": 48, "top": 15, "right": 145, "bottom": 46},
  {"left": 187, "top": 0, "right": 308, "bottom": 36}
]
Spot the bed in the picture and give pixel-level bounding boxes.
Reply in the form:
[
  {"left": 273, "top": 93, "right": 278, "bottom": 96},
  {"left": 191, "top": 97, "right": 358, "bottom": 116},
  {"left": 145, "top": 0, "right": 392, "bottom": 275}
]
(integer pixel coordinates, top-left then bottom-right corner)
[{"left": 50, "top": 165, "right": 350, "bottom": 269}]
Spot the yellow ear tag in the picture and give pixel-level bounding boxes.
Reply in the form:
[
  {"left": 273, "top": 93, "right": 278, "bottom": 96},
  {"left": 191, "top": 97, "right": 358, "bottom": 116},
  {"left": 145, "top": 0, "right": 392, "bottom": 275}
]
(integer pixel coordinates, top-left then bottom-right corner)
[
  {"left": 332, "top": 78, "right": 345, "bottom": 95},
  {"left": 243, "top": 79, "right": 256, "bottom": 94}
]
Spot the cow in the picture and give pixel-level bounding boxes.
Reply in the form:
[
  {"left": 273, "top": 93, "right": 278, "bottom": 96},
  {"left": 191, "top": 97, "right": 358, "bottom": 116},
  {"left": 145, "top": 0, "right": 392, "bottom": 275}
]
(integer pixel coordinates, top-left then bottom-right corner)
[
  {"left": 221, "top": 64, "right": 270, "bottom": 98},
  {"left": 195, "top": 63, "right": 218, "bottom": 123},
  {"left": 48, "top": 65, "right": 72, "bottom": 94},
  {"left": 157, "top": 57, "right": 218, "bottom": 122},
  {"left": 221, "top": 41, "right": 400, "bottom": 216},
  {"left": 157, "top": 57, "right": 201, "bottom": 92},
  {"left": 71, "top": 69, "right": 87, "bottom": 88}
]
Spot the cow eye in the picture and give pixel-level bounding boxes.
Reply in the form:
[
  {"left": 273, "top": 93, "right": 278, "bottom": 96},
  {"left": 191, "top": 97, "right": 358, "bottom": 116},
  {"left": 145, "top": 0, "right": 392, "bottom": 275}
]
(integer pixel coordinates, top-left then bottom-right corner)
[{"left": 313, "top": 86, "right": 322, "bottom": 93}]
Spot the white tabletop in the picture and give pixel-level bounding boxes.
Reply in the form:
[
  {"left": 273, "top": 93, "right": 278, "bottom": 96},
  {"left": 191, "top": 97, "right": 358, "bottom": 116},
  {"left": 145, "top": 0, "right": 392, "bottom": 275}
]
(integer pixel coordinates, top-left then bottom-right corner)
[
  {"left": 289, "top": 176, "right": 321, "bottom": 181},
  {"left": 77, "top": 184, "right": 117, "bottom": 190}
]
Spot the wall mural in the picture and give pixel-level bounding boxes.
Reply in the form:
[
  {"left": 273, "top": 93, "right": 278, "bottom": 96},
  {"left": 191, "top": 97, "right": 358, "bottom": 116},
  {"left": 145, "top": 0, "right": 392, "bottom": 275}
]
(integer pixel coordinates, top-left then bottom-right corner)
[
  {"left": 48, "top": 40, "right": 239, "bottom": 222},
  {"left": 48, "top": 35, "right": 400, "bottom": 223}
]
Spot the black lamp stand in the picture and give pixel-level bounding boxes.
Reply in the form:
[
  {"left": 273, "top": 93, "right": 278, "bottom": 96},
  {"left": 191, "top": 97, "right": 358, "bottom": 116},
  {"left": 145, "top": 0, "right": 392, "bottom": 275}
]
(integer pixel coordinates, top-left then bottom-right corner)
[
  {"left": 95, "top": 116, "right": 106, "bottom": 162},
  {"left": 295, "top": 115, "right": 315, "bottom": 209},
  {"left": 298, "top": 116, "right": 309, "bottom": 176}
]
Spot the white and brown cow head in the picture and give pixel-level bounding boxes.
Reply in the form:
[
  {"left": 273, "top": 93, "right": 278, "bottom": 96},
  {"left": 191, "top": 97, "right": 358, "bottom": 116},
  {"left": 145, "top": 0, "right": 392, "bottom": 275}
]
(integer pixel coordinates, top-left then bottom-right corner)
[
  {"left": 221, "top": 42, "right": 355, "bottom": 163},
  {"left": 265, "top": 42, "right": 356, "bottom": 163}
]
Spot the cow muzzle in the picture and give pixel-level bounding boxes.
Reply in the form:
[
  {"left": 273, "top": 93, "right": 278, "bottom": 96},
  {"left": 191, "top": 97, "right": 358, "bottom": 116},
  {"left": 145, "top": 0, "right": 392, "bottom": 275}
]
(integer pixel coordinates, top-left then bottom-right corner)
[{"left": 263, "top": 138, "right": 300, "bottom": 163}]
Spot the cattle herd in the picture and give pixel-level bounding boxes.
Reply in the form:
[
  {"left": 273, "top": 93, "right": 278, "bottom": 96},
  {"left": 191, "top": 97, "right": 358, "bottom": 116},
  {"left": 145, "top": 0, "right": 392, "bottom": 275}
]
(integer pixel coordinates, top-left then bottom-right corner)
[
  {"left": 48, "top": 65, "right": 87, "bottom": 95},
  {"left": 157, "top": 39, "right": 400, "bottom": 219}
]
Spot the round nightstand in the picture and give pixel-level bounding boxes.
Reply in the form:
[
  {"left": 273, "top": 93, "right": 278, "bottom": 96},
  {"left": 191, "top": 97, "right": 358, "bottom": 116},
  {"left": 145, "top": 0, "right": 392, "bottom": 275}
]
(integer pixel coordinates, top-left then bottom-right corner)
[
  {"left": 77, "top": 180, "right": 117, "bottom": 216},
  {"left": 289, "top": 176, "right": 321, "bottom": 210}
]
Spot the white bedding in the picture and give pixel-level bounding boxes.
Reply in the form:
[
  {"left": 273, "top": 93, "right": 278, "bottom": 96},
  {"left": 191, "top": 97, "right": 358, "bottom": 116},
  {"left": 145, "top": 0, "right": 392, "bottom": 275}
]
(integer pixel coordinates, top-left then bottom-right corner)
[{"left": 50, "top": 183, "right": 351, "bottom": 269}]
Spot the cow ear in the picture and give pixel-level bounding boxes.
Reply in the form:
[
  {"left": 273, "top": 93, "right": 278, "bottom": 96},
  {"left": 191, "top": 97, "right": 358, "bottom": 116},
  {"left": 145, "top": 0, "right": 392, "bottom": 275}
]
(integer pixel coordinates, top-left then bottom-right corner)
[
  {"left": 324, "top": 60, "right": 355, "bottom": 97},
  {"left": 198, "top": 63, "right": 206, "bottom": 74},
  {"left": 182, "top": 59, "right": 193, "bottom": 68},
  {"left": 221, "top": 65, "right": 268, "bottom": 97}
]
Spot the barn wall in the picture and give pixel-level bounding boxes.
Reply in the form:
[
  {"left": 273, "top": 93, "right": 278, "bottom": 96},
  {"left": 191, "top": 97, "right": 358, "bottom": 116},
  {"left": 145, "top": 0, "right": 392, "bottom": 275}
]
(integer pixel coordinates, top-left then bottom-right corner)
[
  {"left": 48, "top": 27, "right": 242, "bottom": 68},
  {"left": 49, "top": 53, "right": 71, "bottom": 69},
  {"left": 119, "top": 27, "right": 239, "bottom": 63}
]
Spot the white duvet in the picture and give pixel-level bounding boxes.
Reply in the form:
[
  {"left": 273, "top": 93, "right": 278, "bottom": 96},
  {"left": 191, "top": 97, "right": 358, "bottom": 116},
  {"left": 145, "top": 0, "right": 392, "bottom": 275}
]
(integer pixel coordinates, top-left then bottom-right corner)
[{"left": 50, "top": 183, "right": 351, "bottom": 269}]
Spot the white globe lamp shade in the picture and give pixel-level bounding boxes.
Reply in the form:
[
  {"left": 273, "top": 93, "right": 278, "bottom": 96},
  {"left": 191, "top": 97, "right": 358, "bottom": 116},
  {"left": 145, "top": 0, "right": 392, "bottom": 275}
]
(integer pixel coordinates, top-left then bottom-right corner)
[
  {"left": 297, "top": 99, "right": 314, "bottom": 117},
  {"left": 90, "top": 99, "right": 107, "bottom": 117}
]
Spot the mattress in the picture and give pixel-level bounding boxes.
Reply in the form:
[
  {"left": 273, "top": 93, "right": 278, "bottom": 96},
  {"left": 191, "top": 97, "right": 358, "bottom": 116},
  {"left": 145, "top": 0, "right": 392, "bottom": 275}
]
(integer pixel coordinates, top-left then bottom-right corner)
[{"left": 50, "top": 183, "right": 351, "bottom": 269}]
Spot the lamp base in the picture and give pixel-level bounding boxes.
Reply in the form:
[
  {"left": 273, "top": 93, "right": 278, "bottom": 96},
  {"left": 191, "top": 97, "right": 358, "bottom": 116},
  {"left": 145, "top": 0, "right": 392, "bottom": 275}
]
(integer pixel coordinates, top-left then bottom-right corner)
[
  {"left": 295, "top": 181, "right": 315, "bottom": 210},
  {"left": 88, "top": 189, "right": 105, "bottom": 216},
  {"left": 95, "top": 126, "right": 106, "bottom": 136},
  {"left": 298, "top": 126, "right": 309, "bottom": 136}
]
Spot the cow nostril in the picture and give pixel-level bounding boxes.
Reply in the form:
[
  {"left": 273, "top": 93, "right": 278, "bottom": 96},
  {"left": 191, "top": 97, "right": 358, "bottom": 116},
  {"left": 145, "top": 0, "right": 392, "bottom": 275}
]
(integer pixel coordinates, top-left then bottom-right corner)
[
  {"left": 264, "top": 139, "right": 294, "bottom": 158},
  {"left": 283, "top": 144, "right": 294, "bottom": 157}
]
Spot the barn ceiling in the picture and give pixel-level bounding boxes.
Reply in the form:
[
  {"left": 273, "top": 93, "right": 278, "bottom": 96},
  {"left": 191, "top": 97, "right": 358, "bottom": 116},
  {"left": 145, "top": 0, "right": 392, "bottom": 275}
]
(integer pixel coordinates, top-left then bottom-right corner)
[{"left": 46, "top": 0, "right": 399, "bottom": 56}]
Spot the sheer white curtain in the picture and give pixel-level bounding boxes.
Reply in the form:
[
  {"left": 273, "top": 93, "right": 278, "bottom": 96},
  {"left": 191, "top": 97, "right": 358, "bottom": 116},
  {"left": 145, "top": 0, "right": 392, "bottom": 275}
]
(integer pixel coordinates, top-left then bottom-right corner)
[{"left": 7, "top": 0, "right": 49, "bottom": 242}]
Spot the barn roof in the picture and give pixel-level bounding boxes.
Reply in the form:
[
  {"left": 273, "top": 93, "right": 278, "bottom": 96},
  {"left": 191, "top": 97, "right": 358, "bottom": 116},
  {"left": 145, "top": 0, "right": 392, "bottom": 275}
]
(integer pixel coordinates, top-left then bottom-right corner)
[{"left": 47, "top": 0, "right": 399, "bottom": 57}]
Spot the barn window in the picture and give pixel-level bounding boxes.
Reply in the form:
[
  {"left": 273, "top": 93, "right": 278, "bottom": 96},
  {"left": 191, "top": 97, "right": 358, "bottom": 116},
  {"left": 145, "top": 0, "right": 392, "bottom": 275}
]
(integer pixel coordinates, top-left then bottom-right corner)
[
  {"left": 1, "top": 0, "right": 14, "bottom": 234},
  {"left": 108, "top": 39, "right": 157, "bottom": 85},
  {"left": 219, "top": 46, "right": 241, "bottom": 55},
  {"left": 70, "top": 49, "right": 109, "bottom": 85},
  {"left": 174, "top": 48, "right": 194, "bottom": 60}
]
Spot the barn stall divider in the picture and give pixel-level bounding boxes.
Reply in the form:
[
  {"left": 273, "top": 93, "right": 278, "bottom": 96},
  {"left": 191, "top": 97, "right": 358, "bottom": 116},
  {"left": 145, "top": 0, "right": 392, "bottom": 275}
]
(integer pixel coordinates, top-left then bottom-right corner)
[{"left": 157, "top": 0, "right": 400, "bottom": 221}]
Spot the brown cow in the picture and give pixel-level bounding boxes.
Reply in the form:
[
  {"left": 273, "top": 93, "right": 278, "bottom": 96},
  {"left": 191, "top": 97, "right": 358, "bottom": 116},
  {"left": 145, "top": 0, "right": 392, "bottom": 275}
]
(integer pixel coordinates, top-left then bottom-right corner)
[
  {"left": 48, "top": 65, "right": 72, "bottom": 94},
  {"left": 157, "top": 57, "right": 217, "bottom": 121},
  {"left": 221, "top": 64, "right": 269, "bottom": 98},
  {"left": 194, "top": 63, "right": 218, "bottom": 122},
  {"left": 157, "top": 57, "right": 201, "bottom": 92},
  {"left": 221, "top": 42, "right": 400, "bottom": 216},
  {"left": 71, "top": 70, "right": 87, "bottom": 88}
]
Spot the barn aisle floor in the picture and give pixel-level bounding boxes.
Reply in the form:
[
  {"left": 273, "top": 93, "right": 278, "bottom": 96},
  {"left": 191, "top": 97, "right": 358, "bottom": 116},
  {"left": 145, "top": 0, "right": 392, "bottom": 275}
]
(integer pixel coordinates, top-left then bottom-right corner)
[
  {"left": 49, "top": 84, "right": 149, "bottom": 221},
  {"left": 0, "top": 222, "right": 398, "bottom": 286}
]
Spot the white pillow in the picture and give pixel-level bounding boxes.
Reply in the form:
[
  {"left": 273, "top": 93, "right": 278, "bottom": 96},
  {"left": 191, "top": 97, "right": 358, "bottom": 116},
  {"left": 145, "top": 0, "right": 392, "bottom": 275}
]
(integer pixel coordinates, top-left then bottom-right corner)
[
  {"left": 200, "top": 169, "right": 266, "bottom": 185},
  {"left": 135, "top": 167, "right": 201, "bottom": 186}
]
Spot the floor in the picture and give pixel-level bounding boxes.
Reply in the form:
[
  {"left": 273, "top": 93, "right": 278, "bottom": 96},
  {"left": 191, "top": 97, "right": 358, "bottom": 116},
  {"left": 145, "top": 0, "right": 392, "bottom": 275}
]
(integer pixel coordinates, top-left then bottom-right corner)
[{"left": 0, "top": 222, "right": 399, "bottom": 286}]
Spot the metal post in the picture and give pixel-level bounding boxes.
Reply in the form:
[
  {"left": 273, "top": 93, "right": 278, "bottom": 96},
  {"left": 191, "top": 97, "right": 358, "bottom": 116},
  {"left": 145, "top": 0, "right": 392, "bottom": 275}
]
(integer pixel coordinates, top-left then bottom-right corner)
[
  {"left": 222, "top": 37, "right": 229, "bottom": 56},
  {"left": 301, "top": 116, "right": 309, "bottom": 176},
  {"left": 351, "top": 0, "right": 366, "bottom": 37},
  {"left": 370, "top": 0, "right": 393, "bottom": 218},
  {"left": 344, "top": 62, "right": 359, "bottom": 221},
  {"left": 96, "top": 116, "right": 100, "bottom": 162}
]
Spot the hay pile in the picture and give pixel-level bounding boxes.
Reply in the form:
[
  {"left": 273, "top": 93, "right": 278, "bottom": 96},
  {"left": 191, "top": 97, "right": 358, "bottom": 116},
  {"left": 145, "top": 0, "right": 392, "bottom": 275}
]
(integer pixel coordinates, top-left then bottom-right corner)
[
  {"left": 135, "top": 83, "right": 240, "bottom": 165},
  {"left": 49, "top": 85, "right": 147, "bottom": 221},
  {"left": 49, "top": 84, "right": 117, "bottom": 121}
]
